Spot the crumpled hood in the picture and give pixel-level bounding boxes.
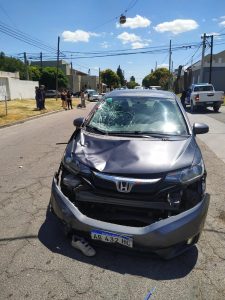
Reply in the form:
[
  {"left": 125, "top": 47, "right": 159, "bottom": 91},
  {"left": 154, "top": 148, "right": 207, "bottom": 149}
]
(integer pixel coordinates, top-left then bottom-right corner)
[{"left": 70, "top": 131, "right": 197, "bottom": 174}]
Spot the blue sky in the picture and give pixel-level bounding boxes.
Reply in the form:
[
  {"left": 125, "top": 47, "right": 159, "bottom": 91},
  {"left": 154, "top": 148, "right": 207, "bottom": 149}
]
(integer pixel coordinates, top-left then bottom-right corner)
[{"left": 1, "top": 0, "right": 225, "bottom": 84}]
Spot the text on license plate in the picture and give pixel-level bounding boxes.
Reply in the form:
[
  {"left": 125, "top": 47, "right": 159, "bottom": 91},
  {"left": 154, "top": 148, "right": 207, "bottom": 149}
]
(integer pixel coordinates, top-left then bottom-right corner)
[{"left": 91, "top": 229, "right": 133, "bottom": 248}]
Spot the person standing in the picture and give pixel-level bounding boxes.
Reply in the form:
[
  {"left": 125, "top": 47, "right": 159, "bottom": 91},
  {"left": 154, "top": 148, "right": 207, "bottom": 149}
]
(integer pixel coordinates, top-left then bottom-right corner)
[
  {"left": 80, "top": 90, "right": 86, "bottom": 108},
  {"left": 35, "top": 87, "right": 43, "bottom": 110},
  {"left": 66, "top": 90, "right": 73, "bottom": 110},
  {"left": 40, "top": 85, "right": 46, "bottom": 109},
  {"left": 61, "top": 90, "right": 66, "bottom": 109},
  {"left": 35, "top": 87, "right": 39, "bottom": 109}
]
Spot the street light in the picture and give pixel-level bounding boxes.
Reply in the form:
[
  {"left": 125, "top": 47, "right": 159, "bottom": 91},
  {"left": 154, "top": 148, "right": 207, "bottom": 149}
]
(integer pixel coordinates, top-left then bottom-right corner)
[{"left": 119, "top": 15, "right": 126, "bottom": 24}]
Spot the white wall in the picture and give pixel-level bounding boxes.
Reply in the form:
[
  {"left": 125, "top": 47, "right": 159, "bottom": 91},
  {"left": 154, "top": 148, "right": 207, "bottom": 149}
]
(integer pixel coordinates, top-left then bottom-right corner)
[{"left": 0, "top": 77, "right": 38, "bottom": 100}]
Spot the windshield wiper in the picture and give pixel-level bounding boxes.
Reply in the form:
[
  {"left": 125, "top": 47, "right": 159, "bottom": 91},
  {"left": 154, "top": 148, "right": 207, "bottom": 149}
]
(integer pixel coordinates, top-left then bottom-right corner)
[
  {"left": 106, "top": 131, "right": 190, "bottom": 139},
  {"left": 85, "top": 125, "right": 108, "bottom": 135}
]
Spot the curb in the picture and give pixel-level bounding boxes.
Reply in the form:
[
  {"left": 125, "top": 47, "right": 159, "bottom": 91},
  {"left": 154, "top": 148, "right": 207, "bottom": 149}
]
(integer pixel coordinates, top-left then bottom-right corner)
[
  {"left": 0, "top": 100, "right": 93, "bottom": 129},
  {"left": 0, "top": 108, "right": 65, "bottom": 129}
]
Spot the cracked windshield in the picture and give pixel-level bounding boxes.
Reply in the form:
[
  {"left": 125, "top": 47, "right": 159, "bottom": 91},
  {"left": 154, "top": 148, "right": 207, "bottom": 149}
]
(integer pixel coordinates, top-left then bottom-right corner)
[{"left": 89, "top": 97, "right": 188, "bottom": 135}]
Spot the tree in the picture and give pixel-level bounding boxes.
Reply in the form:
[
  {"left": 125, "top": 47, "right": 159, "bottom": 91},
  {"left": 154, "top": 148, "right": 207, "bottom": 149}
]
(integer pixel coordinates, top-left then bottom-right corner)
[
  {"left": 142, "top": 68, "right": 170, "bottom": 90},
  {"left": 39, "top": 67, "right": 68, "bottom": 89},
  {"left": 100, "top": 69, "right": 120, "bottom": 89},
  {"left": 126, "top": 76, "right": 139, "bottom": 89},
  {"left": 116, "top": 65, "right": 125, "bottom": 86},
  {"left": 28, "top": 66, "right": 41, "bottom": 81},
  {"left": 0, "top": 52, "right": 26, "bottom": 79}
]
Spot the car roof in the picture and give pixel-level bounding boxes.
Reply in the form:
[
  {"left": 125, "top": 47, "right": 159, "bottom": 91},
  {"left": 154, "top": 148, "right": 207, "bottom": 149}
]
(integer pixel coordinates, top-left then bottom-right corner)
[{"left": 105, "top": 89, "right": 176, "bottom": 99}]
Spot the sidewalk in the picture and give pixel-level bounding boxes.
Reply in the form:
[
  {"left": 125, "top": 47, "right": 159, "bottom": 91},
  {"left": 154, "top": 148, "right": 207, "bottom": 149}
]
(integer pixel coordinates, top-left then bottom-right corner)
[{"left": 187, "top": 106, "right": 225, "bottom": 164}]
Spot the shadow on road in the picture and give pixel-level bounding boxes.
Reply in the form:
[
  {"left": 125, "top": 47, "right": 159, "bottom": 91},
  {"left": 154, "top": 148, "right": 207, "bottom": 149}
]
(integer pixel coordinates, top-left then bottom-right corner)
[
  {"left": 38, "top": 207, "right": 198, "bottom": 281},
  {"left": 185, "top": 106, "right": 221, "bottom": 115}
]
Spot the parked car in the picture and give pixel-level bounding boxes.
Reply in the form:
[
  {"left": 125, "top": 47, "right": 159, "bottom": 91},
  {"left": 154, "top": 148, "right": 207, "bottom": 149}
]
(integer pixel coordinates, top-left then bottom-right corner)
[
  {"left": 72, "top": 91, "right": 81, "bottom": 97},
  {"left": 50, "top": 89, "right": 210, "bottom": 259},
  {"left": 185, "top": 83, "right": 224, "bottom": 112},
  {"left": 45, "top": 90, "right": 60, "bottom": 98},
  {"left": 85, "top": 89, "right": 101, "bottom": 101}
]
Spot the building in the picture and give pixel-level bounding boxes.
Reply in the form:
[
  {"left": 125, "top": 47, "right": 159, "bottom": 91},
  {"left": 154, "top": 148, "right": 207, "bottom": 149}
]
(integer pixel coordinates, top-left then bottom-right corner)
[
  {"left": 0, "top": 71, "right": 38, "bottom": 101},
  {"left": 176, "top": 49, "right": 225, "bottom": 92},
  {"left": 31, "top": 60, "right": 99, "bottom": 92}
]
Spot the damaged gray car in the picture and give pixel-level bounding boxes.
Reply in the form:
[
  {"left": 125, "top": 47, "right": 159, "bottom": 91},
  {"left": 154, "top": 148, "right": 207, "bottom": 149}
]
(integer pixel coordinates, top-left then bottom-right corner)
[{"left": 50, "top": 89, "right": 210, "bottom": 259}]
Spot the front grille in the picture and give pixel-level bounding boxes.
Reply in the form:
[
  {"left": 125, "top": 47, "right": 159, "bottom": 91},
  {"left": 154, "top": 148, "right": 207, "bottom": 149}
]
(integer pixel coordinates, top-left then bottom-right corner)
[{"left": 91, "top": 171, "right": 163, "bottom": 195}]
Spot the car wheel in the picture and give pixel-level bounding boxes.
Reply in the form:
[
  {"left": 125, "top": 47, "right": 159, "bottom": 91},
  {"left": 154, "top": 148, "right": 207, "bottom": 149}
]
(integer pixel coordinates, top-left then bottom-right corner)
[
  {"left": 213, "top": 105, "right": 220, "bottom": 113},
  {"left": 190, "top": 101, "right": 196, "bottom": 113}
]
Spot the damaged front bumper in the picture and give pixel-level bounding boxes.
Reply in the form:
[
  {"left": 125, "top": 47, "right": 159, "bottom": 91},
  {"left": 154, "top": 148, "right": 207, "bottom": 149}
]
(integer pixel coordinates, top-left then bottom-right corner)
[{"left": 50, "top": 175, "right": 210, "bottom": 259}]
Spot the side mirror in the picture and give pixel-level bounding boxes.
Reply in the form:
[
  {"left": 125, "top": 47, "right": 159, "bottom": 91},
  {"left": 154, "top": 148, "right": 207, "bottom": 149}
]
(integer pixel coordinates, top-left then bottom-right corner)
[
  {"left": 193, "top": 123, "right": 209, "bottom": 135},
  {"left": 73, "top": 117, "right": 84, "bottom": 128}
]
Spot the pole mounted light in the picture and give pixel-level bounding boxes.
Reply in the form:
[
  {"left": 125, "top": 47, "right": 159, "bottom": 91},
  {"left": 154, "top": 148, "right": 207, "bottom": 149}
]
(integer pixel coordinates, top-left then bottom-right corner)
[{"left": 119, "top": 15, "right": 126, "bottom": 24}]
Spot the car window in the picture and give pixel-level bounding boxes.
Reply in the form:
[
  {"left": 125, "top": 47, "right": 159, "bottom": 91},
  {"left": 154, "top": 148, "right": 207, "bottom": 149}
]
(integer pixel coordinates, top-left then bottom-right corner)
[
  {"left": 194, "top": 85, "right": 213, "bottom": 92},
  {"left": 88, "top": 97, "right": 188, "bottom": 135}
]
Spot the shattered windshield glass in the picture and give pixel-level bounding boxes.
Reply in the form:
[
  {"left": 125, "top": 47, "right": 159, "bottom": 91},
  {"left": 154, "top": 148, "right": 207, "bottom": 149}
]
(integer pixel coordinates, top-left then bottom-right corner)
[{"left": 88, "top": 96, "right": 188, "bottom": 135}]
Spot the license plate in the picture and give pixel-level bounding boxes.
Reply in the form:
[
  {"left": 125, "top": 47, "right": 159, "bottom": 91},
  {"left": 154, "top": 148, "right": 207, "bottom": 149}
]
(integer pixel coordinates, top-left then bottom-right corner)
[
  {"left": 91, "top": 229, "right": 133, "bottom": 248},
  {"left": 206, "top": 101, "right": 213, "bottom": 104}
]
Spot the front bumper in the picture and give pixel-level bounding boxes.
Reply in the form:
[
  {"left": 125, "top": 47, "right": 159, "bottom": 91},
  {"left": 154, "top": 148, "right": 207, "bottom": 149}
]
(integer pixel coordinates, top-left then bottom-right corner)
[
  {"left": 195, "top": 101, "right": 223, "bottom": 107},
  {"left": 50, "top": 175, "right": 210, "bottom": 258}
]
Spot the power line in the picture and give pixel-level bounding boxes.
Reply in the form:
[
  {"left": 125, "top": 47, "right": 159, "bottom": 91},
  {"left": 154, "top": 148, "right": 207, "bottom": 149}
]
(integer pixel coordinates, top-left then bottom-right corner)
[{"left": 0, "top": 21, "right": 60, "bottom": 54}]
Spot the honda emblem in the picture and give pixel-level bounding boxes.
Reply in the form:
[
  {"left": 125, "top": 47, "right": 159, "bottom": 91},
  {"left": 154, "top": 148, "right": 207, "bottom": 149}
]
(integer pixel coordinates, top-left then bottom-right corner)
[{"left": 116, "top": 181, "right": 133, "bottom": 193}]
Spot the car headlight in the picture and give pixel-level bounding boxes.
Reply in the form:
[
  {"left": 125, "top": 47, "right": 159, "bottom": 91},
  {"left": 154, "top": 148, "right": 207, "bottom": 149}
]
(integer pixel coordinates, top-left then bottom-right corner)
[
  {"left": 62, "top": 153, "right": 91, "bottom": 175},
  {"left": 165, "top": 159, "right": 204, "bottom": 184}
]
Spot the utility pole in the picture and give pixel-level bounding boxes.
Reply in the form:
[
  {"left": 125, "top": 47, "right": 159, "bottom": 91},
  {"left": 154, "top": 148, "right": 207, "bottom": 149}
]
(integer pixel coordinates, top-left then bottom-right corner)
[
  {"left": 70, "top": 61, "right": 74, "bottom": 93},
  {"left": 155, "top": 61, "right": 157, "bottom": 71},
  {"left": 23, "top": 52, "right": 29, "bottom": 80},
  {"left": 40, "top": 52, "right": 43, "bottom": 71},
  {"left": 55, "top": 36, "right": 60, "bottom": 100},
  {"left": 168, "top": 40, "right": 172, "bottom": 90},
  {"left": 199, "top": 33, "right": 206, "bottom": 83},
  {"left": 99, "top": 67, "right": 101, "bottom": 93},
  {"left": 209, "top": 35, "right": 214, "bottom": 84}
]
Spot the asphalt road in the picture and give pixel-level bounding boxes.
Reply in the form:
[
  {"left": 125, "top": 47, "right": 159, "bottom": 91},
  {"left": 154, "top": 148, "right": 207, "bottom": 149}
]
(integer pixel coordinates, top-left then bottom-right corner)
[{"left": 0, "top": 103, "right": 225, "bottom": 300}]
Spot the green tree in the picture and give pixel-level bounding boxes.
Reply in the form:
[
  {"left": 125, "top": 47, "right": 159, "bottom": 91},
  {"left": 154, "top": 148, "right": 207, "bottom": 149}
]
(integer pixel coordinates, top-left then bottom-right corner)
[
  {"left": 39, "top": 67, "right": 68, "bottom": 89},
  {"left": 28, "top": 65, "right": 41, "bottom": 81},
  {"left": 100, "top": 69, "right": 120, "bottom": 89},
  {"left": 126, "top": 76, "right": 139, "bottom": 89},
  {"left": 142, "top": 68, "right": 170, "bottom": 90},
  {"left": 0, "top": 52, "right": 26, "bottom": 79},
  {"left": 116, "top": 65, "right": 125, "bottom": 86}
]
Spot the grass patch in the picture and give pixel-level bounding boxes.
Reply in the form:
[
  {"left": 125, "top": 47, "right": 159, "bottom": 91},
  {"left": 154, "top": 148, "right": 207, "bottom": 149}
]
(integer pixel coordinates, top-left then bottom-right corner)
[{"left": 0, "top": 98, "right": 80, "bottom": 126}]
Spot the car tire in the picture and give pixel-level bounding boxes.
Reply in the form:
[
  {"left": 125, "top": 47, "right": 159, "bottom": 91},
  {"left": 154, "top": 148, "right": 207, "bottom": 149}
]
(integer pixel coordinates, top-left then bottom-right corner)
[
  {"left": 190, "top": 100, "right": 196, "bottom": 113},
  {"left": 213, "top": 104, "right": 220, "bottom": 113}
]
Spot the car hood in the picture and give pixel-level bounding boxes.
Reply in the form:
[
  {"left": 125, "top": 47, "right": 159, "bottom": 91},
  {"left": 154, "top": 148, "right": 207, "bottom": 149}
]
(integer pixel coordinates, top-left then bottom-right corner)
[{"left": 70, "top": 131, "right": 197, "bottom": 174}]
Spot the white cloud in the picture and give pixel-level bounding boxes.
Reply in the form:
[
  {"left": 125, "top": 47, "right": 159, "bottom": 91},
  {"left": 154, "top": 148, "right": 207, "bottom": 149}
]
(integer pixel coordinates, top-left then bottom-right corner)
[
  {"left": 154, "top": 19, "right": 199, "bottom": 35},
  {"left": 219, "top": 20, "right": 225, "bottom": 27},
  {"left": 131, "top": 41, "right": 149, "bottom": 49},
  {"left": 62, "top": 30, "right": 100, "bottom": 42},
  {"left": 127, "top": 61, "right": 133, "bottom": 64},
  {"left": 220, "top": 16, "right": 225, "bottom": 19},
  {"left": 100, "top": 41, "right": 110, "bottom": 48},
  {"left": 157, "top": 63, "right": 169, "bottom": 69},
  {"left": 212, "top": 18, "right": 217, "bottom": 22},
  {"left": 117, "top": 32, "right": 141, "bottom": 44},
  {"left": 117, "top": 32, "right": 151, "bottom": 49},
  {"left": 117, "top": 15, "right": 151, "bottom": 29}
]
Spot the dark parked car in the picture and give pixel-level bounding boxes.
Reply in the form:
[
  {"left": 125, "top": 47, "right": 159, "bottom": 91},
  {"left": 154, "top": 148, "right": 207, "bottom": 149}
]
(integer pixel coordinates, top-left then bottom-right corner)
[
  {"left": 45, "top": 90, "right": 60, "bottom": 98},
  {"left": 50, "top": 89, "right": 210, "bottom": 259}
]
